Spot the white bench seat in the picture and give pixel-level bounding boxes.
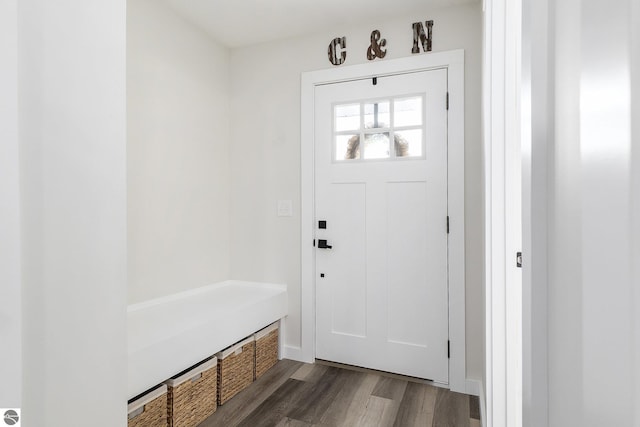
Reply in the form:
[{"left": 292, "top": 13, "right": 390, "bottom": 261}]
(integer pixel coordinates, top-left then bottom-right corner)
[{"left": 127, "top": 280, "right": 287, "bottom": 398}]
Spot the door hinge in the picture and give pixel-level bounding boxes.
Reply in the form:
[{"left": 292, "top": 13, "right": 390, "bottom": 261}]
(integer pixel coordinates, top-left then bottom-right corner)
[
  {"left": 448, "top": 340, "right": 450, "bottom": 359},
  {"left": 446, "top": 216, "right": 450, "bottom": 234},
  {"left": 516, "top": 251, "right": 522, "bottom": 268},
  {"left": 446, "top": 92, "right": 449, "bottom": 110},
  {"left": 313, "top": 239, "right": 316, "bottom": 247}
]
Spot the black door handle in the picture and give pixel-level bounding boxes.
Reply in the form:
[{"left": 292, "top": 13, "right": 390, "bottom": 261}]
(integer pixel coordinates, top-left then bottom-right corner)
[{"left": 318, "top": 239, "right": 332, "bottom": 249}]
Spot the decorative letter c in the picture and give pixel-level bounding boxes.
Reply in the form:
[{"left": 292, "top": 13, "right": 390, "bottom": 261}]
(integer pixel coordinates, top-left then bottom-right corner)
[{"left": 328, "top": 37, "right": 347, "bottom": 66}]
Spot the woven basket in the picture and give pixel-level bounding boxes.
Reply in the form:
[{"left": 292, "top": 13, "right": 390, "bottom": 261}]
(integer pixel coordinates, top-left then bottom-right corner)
[
  {"left": 216, "top": 336, "right": 255, "bottom": 405},
  {"left": 165, "top": 357, "right": 218, "bottom": 427},
  {"left": 255, "top": 322, "right": 279, "bottom": 379},
  {"left": 128, "top": 384, "right": 167, "bottom": 427}
]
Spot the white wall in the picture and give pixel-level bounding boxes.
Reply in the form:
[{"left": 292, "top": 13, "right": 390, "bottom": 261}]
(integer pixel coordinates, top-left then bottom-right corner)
[
  {"left": 0, "top": 0, "right": 21, "bottom": 409},
  {"left": 127, "top": 0, "right": 231, "bottom": 303},
  {"left": 18, "top": 0, "right": 127, "bottom": 425},
  {"left": 228, "top": 3, "right": 484, "bottom": 380},
  {"left": 529, "top": 0, "right": 639, "bottom": 425}
]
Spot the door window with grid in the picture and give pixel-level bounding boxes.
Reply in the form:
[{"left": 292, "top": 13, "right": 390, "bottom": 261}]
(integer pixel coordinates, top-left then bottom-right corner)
[{"left": 333, "top": 95, "right": 425, "bottom": 161}]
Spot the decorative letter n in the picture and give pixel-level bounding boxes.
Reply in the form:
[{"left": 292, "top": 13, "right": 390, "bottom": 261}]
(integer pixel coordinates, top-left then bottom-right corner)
[{"left": 412, "top": 20, "right": 433, "bottom": 53}]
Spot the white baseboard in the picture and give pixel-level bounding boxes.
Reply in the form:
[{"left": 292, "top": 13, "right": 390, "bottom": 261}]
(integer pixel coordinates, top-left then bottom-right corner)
[
  {"left": 466, "top": 378, "right": 481, "bottom": 396},
  {"left": 282, "top": 345, "right": 305, "bottom": 362}
]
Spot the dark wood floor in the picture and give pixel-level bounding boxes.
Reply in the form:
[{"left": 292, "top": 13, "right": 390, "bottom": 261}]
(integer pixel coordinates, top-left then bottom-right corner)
[{"left": 199, "top": 359, "right": 480, "bottom": 427}]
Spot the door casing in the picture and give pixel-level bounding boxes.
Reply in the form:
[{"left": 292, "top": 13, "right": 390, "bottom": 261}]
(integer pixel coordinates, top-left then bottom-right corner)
[{"left": 295, "top": 50, "right": 469, "bottom": 394}]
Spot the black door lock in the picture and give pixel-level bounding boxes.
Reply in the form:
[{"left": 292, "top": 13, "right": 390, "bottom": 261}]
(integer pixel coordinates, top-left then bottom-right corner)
[{"left": 318, "top": 239, "right": 332, "bottom": 249}]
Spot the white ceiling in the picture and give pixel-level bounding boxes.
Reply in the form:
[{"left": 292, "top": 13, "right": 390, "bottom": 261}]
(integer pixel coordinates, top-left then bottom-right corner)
[{"left": 162, "top": 0, "right": 478, "bottom": 48}]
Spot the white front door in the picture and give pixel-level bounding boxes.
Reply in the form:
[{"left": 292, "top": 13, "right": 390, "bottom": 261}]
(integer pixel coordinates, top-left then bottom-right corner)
[{"left": 314, "top": 68, "right": 449, "bottom": 383}]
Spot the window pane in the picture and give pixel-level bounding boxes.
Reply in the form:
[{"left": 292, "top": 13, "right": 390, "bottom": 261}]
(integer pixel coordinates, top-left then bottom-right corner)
[
  {"left": 335, "top": 104, "right": 360, "bottom": 132},
  {"left": 336, "top": 134, "right": 360, "bottom": 160},
  {"left": 395, "top": 129, "right": 423, "bottom": 157},
  {"left": 364, "top": 101, "right": 390, "bottom": 129},
  {"left": 394, "top": 97, "right": 422, "bottom": 127},
  {"left": 364, "top": 133, "right": 390, "bottom": 159}
]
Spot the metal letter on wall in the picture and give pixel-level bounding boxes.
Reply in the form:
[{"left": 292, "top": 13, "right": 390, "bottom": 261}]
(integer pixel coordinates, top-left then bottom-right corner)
[
  {"left": 328, "top": 37, "right": 347, "bottom": 66},
  {"left": 411, "top": 20, "right": 434, "bottom": 53},
  {"left": 367, "top": 30, "right": 387, "bottom": 60}
]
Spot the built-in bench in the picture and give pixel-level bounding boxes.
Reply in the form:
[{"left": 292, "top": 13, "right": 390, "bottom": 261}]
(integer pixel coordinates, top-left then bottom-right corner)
[{"left": 127, "top": 280, "right": 288, "bottom": 398}]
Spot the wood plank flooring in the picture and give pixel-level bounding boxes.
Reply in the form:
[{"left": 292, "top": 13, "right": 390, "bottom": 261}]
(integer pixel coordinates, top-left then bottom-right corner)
[{"left": 199, "top": 360, "right": 480, "bottom": 427}]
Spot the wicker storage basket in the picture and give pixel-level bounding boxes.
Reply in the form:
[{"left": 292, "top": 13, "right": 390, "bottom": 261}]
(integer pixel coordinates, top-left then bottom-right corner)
[
  {"left": 165, "top": 357, "right": 218, "bottom": 427},
  {"left": 127, "top": 384, "right": 167, "bottom": 427},
  {"left": 216, "top": 336, "right": 255, "bottom": 405},
  {"left": 254, "top": 322, "right": 279, "bottom": 379}
]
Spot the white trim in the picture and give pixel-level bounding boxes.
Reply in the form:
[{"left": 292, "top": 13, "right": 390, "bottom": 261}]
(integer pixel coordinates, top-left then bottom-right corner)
[
  {"left": 484, "top": 0, "right": 505, "bottom": 423},
  {"left": 282, "top": 345, "right": 304, "bottom": 362},
  {"left": 300, "top": 50, "right": 466, "bottom": 392},
  {"left": 483, "top": 0, "right": 524, "bottom": 425},
  {"left": 466, "top": 378, "right": 482, "bottom": 397},
  {"left": 479, "top": 380, "right": 487, "bottom": 427},
  {"left": 504, "top": 0, "right": 523, "bottom": 425}
]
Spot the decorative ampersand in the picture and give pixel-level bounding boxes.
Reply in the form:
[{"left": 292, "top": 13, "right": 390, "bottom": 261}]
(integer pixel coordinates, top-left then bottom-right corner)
[{"left": 367, "top": 30, "right": 387, "bottom": 60}]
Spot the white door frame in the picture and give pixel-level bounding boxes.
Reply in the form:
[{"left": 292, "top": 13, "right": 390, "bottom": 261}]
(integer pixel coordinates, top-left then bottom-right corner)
[
  {"left": 483, "top": 0, "right": 526, "bottom": 425},
  {"left": 296, "top": 50, "right": 467, "bottom": 393}
]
